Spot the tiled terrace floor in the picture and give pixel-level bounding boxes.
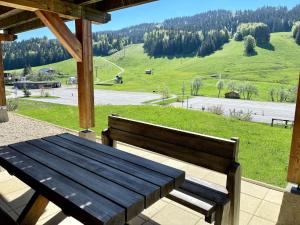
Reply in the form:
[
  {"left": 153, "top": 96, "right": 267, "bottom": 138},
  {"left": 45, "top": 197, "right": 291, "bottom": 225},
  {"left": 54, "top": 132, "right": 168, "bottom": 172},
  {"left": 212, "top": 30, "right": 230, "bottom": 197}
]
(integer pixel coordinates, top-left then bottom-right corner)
[
  {"left": 0, "top": 142, "right": 285, "bottom": 225},
  {"left": 0, "top": 113, "right": 285, "bottom": 225}
]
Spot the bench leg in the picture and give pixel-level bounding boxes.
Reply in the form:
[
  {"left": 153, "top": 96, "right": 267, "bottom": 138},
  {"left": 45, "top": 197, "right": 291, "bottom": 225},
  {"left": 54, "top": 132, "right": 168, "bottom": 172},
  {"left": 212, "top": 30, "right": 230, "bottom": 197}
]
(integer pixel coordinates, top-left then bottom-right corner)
[
  {"left": 226, "top": 164, "right": 241, "bottom": 225},
  {"left": 214, "top": 202, "right": 230, "bottom": 225},
  {"left": 17, "top": 192, "right": 49, "bottom": 225}
]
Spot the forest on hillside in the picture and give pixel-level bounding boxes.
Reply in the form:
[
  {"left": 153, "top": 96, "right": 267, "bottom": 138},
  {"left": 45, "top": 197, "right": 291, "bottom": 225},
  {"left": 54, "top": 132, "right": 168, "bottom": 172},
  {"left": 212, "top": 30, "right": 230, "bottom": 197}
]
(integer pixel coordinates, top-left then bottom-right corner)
[{"left": 3, "top": 5, "right": 300, "bottom": 70}]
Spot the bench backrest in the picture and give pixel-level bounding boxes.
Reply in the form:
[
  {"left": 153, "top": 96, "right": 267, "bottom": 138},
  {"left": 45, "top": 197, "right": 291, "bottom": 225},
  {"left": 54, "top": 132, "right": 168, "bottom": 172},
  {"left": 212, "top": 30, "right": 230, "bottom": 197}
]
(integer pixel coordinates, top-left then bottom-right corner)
[{"left": 103, "top": 115, "right": 239, "bottom": 174}]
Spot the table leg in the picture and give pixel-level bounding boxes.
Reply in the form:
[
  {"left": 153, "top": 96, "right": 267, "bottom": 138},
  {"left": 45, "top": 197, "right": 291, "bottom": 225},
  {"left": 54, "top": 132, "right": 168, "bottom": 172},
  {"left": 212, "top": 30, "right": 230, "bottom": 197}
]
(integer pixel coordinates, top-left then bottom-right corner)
[{"left": 17, "top": 192, "right": 49, "bottom": 225}]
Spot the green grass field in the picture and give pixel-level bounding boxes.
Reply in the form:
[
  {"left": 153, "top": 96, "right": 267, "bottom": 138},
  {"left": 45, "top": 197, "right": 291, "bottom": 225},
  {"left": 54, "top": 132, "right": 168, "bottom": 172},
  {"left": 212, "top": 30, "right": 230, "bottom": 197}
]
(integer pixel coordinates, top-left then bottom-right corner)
[
  {"left": 16, "top": 99, "right": 292, "bottom": 187},
  {"left": 9, "top": 32, "right": 300, "bottom": 102}
]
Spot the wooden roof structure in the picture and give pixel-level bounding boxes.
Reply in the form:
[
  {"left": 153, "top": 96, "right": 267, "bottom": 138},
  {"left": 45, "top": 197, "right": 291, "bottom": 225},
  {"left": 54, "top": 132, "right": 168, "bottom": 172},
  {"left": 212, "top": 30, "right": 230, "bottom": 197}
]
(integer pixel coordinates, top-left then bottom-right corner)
[
  {"left": 0, "top": 0, "right": 155, "bottom": 34},
  {"left": 0, "top": 0, "right": 156, "bottom": 129}
]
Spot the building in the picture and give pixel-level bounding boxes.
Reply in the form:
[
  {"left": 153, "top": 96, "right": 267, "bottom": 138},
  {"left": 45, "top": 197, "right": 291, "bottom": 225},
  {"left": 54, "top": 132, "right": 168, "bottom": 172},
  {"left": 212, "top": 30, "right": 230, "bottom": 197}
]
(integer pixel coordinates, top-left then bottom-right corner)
[
  {"left": 225, "top": 91, "right": 240, "bottom": 99},
  {"left": 14, "top": 81, "right": 61, "bottom": 89}
]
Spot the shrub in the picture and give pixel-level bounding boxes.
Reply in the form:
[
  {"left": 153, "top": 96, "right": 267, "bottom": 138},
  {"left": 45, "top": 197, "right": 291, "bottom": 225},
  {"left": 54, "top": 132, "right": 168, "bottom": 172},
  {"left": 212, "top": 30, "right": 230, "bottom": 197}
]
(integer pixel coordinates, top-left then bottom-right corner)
[
  {"left": 229, "top": 109, "right": 253, "bottom": 121},
  {"left": 295, "top": 29, "right": 300, "bottom": 45},
  {"left": 207, "top": 105, "right": 224, "bottom": 115},
  {"left": 6, "top": 98, "right": 19, "bottom": 111},
  {"left": 234, "top": 32, "right": 243, "bottom": 41},
  {"left": 227, "top": 80, "right": 238, "bottom": 92},
  {"left": 244, "top": 35, "right": 256, "bottom": 56},
  {"left": 23, "top": 88, "right": 31, "bottom": 97},
  {"left": 44, "top": 92, "right": 50, "bottom": 98},
  {"left": 292, "top": 21, "right": 300, "bottom": 38}
]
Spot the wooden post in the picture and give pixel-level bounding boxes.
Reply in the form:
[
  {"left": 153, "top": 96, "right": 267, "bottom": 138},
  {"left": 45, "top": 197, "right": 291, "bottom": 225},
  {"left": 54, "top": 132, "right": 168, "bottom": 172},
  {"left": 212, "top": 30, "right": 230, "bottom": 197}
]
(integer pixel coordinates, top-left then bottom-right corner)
[
  {"left": 288, "top": 74, "right": 300, "bottom": 185},
  {"left": 75, "top": 19, "right": 95, "bottom": 129},
  {"left": 0, "top": 41, "right": 8, "bottom": 123}
]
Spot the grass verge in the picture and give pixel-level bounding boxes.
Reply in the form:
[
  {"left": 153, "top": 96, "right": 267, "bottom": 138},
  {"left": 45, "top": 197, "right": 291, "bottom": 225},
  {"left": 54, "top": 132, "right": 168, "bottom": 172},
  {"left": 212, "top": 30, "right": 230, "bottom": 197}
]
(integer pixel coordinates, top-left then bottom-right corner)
[{"left": 16, "top": 99, "right": 291, "bottom": 187}]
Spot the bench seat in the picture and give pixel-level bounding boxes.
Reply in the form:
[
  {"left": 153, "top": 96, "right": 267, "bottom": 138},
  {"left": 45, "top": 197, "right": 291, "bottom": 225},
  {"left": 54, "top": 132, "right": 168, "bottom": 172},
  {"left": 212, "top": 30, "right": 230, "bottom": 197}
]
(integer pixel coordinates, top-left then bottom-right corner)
[
  {"left": 167, "top": 176, "right": 229, "bottom": 223},
  {"left": 102, "top": 115, "right": 241, "bottom": 225}
]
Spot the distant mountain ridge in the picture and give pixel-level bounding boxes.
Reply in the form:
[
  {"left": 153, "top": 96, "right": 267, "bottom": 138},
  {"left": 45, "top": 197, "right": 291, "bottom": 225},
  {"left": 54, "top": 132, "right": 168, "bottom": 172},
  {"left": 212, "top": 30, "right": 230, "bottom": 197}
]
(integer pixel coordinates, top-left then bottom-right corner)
[{"left": 4, "top": 5, "right": 300, "bottom": 70}]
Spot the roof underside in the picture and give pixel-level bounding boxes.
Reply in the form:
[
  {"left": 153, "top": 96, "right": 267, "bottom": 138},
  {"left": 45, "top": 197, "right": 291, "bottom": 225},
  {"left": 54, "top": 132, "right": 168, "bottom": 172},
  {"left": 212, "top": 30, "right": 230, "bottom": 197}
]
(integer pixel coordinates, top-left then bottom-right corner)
[{"left": 0, "top": 0, "right": 156, "bottom": 34}]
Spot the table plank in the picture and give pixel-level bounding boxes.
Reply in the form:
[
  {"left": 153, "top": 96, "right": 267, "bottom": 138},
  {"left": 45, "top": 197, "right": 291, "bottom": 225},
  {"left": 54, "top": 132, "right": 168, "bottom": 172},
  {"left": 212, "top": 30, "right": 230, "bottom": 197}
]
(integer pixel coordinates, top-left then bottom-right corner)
[
  {"left": 28, "top": 138, "right": 160, "bottom": 207},
  {"left": 44, "top": 135, "right": 174, "bottom": 197},
  {"left": 58, "top": 133, "right": 185, "bottom": 187},
  {"left": 9, "top": 142, "right": 144, "bottom": 220},
  {"left": 0, "top": 147, "right": 125, "bottom": 225}
]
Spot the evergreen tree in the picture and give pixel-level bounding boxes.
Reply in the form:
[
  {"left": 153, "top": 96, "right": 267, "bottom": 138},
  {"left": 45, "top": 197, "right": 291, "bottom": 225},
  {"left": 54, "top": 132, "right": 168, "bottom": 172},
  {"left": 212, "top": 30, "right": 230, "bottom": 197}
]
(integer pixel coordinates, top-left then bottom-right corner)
[{"left": 244, "top": 35, "right": 256, "bottom": 56}]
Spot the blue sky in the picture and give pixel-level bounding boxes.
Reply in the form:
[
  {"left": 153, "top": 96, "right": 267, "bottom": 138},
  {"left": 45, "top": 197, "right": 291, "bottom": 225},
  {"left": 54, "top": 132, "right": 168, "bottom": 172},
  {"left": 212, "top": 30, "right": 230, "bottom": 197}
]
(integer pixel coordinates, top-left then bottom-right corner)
[{"left": 18, "top": 0, "right": 300, "bottom": 40}]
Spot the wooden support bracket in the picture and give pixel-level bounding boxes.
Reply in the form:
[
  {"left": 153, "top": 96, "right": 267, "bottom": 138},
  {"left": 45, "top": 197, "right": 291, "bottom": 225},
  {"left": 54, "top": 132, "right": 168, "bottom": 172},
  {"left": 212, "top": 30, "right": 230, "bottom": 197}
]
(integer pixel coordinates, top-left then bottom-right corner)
[
  {"left": 17, "top": 192, "right": 49, "bottom": 225},
  {"left": 35, "top": 10, "right": 83, "bottom": 62}
]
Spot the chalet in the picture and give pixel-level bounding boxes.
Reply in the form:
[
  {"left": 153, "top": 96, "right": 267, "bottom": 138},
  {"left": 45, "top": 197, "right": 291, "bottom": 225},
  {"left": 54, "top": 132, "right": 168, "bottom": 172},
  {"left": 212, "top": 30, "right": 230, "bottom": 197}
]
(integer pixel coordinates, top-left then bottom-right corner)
[
  {"left": 225, "top": 91, "right": 240, "bottom": 99},
  {"left": 39, "top": 68, "right": 56, "bottom": 74}
]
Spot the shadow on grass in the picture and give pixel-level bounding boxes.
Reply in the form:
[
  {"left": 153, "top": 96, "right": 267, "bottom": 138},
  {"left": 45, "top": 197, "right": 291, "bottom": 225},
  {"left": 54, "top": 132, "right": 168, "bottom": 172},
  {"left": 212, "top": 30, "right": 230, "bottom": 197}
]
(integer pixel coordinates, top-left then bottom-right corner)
[
  {"left": 244, "top": 50, "right": 258, "bottom": 57},
  {"left": 257, "top": 42, "right": 275, "bottom": 51}
]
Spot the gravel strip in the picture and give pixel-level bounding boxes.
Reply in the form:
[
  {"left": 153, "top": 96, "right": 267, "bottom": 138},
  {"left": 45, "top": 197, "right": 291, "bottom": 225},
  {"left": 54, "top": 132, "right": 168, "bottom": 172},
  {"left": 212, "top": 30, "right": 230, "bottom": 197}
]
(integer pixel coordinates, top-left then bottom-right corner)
[{"left": 0, "top": 113, "right": 71, "bottom": 146}]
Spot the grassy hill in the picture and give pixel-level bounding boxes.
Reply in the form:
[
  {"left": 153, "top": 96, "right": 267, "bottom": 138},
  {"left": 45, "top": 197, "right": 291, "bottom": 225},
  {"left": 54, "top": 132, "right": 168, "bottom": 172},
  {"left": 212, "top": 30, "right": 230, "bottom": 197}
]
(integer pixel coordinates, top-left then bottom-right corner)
[{"left": 11, "top": 32, "right": 300, "bottom": 101}]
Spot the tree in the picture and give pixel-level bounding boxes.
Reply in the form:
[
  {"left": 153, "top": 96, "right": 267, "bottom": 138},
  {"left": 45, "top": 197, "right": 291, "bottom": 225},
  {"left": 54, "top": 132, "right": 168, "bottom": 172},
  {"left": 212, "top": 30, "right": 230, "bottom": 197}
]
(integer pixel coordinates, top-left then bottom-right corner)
[
  {"left": 269, "top": 87, "right": 276, "bottom": 102},
  {"left": 244, "top": 35, "right": 256, "bottom": 56},
  {"left": 216, "top": 80, "right": 224, "bottom": 98},
  {"left": 295, "top": 29, "right": 300, "bottom": 45},
  {"left": 191, "top": 77, "right": 203, "bottom": 96},
  {"left": 244, "top": 83, "right": 258, "bottom": 100},
  {"left": 234, "top": 32, "right": 243, "bottom": 41},
  {"left": 23, "top": 65, "right": 32, "bottom": 76}
]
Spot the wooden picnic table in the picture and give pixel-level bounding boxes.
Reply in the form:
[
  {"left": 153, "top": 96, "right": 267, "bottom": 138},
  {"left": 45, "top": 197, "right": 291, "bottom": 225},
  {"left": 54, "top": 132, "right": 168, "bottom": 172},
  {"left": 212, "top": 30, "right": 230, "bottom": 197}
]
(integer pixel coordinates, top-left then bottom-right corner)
[{"left": 0, "top": 133, "right": 185, "bottom": 225}]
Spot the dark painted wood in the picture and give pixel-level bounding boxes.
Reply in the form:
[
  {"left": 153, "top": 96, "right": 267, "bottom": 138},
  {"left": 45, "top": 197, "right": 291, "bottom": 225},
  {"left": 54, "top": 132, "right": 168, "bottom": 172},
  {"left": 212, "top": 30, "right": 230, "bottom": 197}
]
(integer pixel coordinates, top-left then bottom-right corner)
[
  {"left": 53, "top": 135, "right": 175, "bottom": 196},
  {"left": 9, "top": 142, "right": 144, "bottom": 220},
  {"left": 108, "top": 115, "right": 237, "bottom": 159},
  {"left": 0, "top": 146, "right": 125, "bottom": 225},
  {"left": 28, "top": 138, "right": 160, "bottom": 207},
  {"left": 102, "top": 116, "right": 241, "bottom": 225},
  {"left": 0, "top": 206, "right": 18, "bottom": 225},
  {"left": 58, "top": 133, "right": 185, "bottom": 187}
]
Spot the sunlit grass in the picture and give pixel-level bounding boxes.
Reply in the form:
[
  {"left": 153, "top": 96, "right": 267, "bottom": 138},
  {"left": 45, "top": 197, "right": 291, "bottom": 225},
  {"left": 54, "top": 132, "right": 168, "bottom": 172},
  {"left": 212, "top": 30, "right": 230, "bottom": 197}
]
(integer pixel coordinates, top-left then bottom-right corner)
[{"left": 17, "top": 99, "right": 292, "bottom": 187}]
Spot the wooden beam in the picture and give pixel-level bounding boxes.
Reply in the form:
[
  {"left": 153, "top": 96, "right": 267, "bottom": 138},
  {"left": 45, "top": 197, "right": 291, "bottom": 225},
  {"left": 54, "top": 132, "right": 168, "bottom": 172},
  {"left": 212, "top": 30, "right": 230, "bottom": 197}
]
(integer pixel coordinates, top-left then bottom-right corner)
[
  {"left": 36, "top": 10, "right": 82, "bottom": 62},
  {"left": 0, "top": 11, "right": 37, "bottom": 29},
  {"left": 288, "top": 74, "right": 300, "bottom": 185},
  {"left": 0, "top": 7, "right": 22, "bottom": 19},
  {"left": 17, "top": 192, "right": 49, "bottom": 225},
  {"left": 0, "top": 33, "right": 17, "bottom": 41},
  {"left": 0, "top": 41, "right": 8, "bottom": 123},
  {"left": 96, "top": 0, "right": 156, "bottom": 12},
  {"left": 76, "top": 0, "right": 104, "bottom": 6},
  {"left": 0, "top": 0, "right": 110, "bottom": 23},
  {"left": 76, "top": 18, "right": 95, "bottom": 129},
  {"left": 6, "top": 19, "right": 44, "bottom": 34}
]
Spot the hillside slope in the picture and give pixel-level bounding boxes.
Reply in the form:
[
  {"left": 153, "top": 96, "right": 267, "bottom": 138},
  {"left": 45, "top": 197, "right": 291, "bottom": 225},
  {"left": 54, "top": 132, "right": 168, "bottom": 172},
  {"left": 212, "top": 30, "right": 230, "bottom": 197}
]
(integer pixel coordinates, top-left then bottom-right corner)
[{"left": 12, "top": 32, "right": 300, "bottom": 101}]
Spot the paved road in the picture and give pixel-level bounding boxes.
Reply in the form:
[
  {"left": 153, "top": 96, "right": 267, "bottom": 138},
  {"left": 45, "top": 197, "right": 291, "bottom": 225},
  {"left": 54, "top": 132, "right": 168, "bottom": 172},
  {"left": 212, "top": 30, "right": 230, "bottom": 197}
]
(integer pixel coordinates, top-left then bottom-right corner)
[
  {"left": 10, "top": 87, "right": 160, "bottom": 106},
  {"left": 172, "top": 96, "right": 296, "bottom": 124},
  {"left": 9, "top": 87, "right": 296, "bottom": 124}
]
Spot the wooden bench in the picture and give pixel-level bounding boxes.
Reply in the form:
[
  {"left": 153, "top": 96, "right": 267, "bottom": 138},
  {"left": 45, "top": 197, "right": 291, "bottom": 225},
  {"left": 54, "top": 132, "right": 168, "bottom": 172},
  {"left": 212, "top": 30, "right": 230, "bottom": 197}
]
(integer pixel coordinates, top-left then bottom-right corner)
[
  {"left": 102, "top": 115, "right": 241, "bottom": 225},
  {"left": 0, "top": 207, "right": 18, "bottom": 225},
  {"left": 271, "top": 118, "right": 294, "bottom": 128}
]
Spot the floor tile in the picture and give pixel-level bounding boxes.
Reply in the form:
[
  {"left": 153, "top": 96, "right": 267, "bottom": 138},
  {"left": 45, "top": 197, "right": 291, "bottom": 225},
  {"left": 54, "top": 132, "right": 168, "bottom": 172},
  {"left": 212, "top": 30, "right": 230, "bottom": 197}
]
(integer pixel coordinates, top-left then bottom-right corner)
[
  {"left": 142, "top": 200, "right": 168, "bottom": 218},
  {"left": 162, "top": 159, "right": 188, "bottom": 170},
  {"left": 203, "top": 171, "right": 226, "bottom": 186},
  {"left": 184, "top": 164, "right": 211, "bottom": 180},
  {"left": 0, "top": 170, "right": 13, "bottom": 182},
  {"left": 0, "top": 178, "right": 29, "bottom": 195},
  {"left": 241, "top": 181, "right": 269, "bottom": 199},
  {"left": 240, "top": 193, "right": 262, "bottom": 214},
  {"left": 239, "top": 211, "right": 253, "bottom": 225},
  {"left": 264, "top": 189, "right": 284, "bottom": 205},
  {"left": 151, "top": 204, "right": 201, "bottom": 225},
  {"left": 248, "top": 216, "right": 276, "bottom": 225},
  {"left": 255, "top": 201, "right": 280, "bottom": 222}
]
